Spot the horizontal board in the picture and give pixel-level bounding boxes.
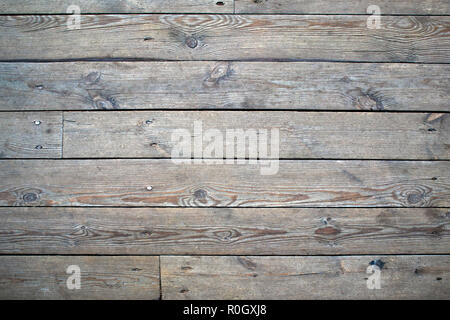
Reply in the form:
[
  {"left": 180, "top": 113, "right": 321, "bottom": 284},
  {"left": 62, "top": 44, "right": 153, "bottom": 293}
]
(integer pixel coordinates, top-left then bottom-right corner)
[
  {"left": 0, "top": 160, "right": 447, "bottom": 207},
  {"left": 1, "top": 62, "right": 449, "bottom": 111},
  {"left": 161, "top": 255, "right": 450, "bottom": 299},
  {"left": 63, "top": 111, "right": 450, "bottom": 159},
  {"left": 235, "top": 0, "right": 450, "bottom": 14},
  {"left": 0, "top": 207, "right": 448, "bottom": 255},
  {"left": 0, "top": 15, "right": 449, "bottom": 62},
  {"left": 0, "top": 256, "right": 160, "bottom": 299},
  {"left": 0, "top": 0, "right": 233, "bottom": 14},
  {"left": 0, "top": 112, "right": 62, "bottom": 158}
]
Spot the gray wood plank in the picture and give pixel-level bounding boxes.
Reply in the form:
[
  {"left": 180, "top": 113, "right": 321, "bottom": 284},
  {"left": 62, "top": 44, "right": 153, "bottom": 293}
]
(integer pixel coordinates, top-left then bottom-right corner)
[
  {"left": 0, "top": 160, "right": 447, "bottom": 207},
  {"left": 0, "top": 15, "right": 449, "bottom": 62},
  {"left": 63, "top": 111, "right": 450, "bottom": 159},
  {"left": 161, "top": 255, "right": 450, "bottom": 299},
  {"left": 0, "top": 0, "right": 233, "bottom": 14},
  {"left": 1, "top": 62, "right": 449, "bottom": 111},
  {"left": 0, "top": 207, "right": 448, "bottom": 255},
  {"left": 0, "top": 256, "right": 160, "bottom": 299},
  {"left": 0, "top": 112, "right": 62, "bottom": 158},
  {"left": 236, "top": 0, "right": 450, "bottom": 14}
]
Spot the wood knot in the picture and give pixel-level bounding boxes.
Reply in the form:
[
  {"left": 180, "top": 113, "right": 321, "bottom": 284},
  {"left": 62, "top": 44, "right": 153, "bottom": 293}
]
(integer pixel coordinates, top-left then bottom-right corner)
[
  {"left": 204, "top": 62, "right": 232, "bottom": 87},
  {"left": 348, "top": 88, "right": 384, "bottom": 110},
  {"left": 214, "top": 229, "right": 241, "bottom": 242},
  {"left": 23, "top": 192, "right": 38, "bottom": 203},
  {"left": 84, "top": 72, "right": 101, "bottom": 84},
  {"left": 315, "top": 226, "right": 340, "bottom": 236},
  {"left": 407, "top": 192, "right": 423, "bottom": 204},
  {"left": 141, "top": 230, "right": 152, "bottom": 237},
  {"left": 394, "top": 185, "right": 431, "bottom": 207},
  {"left": 185, "top": 36, "right": 198, "bottom": 48},
  {"left": 92, "top": 95, "right": 119, "bottom": 109},
  {"left": 194, "top": 189, "right": 207, "bottom": 199}
]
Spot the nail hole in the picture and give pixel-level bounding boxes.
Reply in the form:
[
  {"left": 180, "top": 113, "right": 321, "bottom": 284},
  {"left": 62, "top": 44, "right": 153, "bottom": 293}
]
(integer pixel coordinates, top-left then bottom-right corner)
[
  {"left": 34, "top": 120, "right": 41, "bottom": 125},
  {"left": 35, "top": 145, "right": 43, "bottom": 149},
  {"left": 145, "top": 120, "right": 153, "bottom": 125},
  {"left": 146, "top": 186, "right": 153, "bottom": 191},
  {"left": 216, "top": 1, "right": 225, "bottom": 5}
]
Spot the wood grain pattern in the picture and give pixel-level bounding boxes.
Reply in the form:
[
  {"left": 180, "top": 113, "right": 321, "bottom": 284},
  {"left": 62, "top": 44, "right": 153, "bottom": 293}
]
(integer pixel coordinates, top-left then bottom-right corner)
[
  {"left": 1, "top": 62, "right": 449, "bottom": 111},
  {"left": 0, "top": 0, "right": 233, "bottom": 14},
  {"left": 0, "top": 256, "right": 160, "bottom": 299},
  {"left": 0, "top": 160, "right": 447, "bottom": 207},
  {"left": 235, "top": 0, "right": 450, "bottom": 14},
  {"left": 63, "top": 111, "right": 450, "bottom": 159},
  {"left": 0, "top": 112, "right": 62, "bottom": 158},
  {"left": 161, "top": 255, "right": 450, "bottom": 299},
  {"left": 1, "top": 15, "right": 449, "bottom": 62},
  {"left": 0, "top": 207, "right": 448, "bottom": 255}
]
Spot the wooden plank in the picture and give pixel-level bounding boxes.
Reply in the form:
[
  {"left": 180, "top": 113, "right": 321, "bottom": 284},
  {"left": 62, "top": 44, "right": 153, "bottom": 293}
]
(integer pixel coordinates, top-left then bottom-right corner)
[
  {"left": 63, "top": 111, "right": 450, "bottom": 159},
  {"left": 161, "top": 255, "right": 450, "bottom": 299},
  {"left": 235, "top": 0, "right": 450, "bottom": 15},
  {"left": 0, "top": 160, "right": 447, "bottom": 207},
  {"left": 0, "top": 207, "right": 448, "bottom": 255},
  {"left": 1, "top": 62, "right": 449, "bottom": 111},
  {"left": 0, "top": 256, "right": 160, "bottom": 299},
  {"left": 0, "top": 112, "right": 62, "bottom": 158},
  {"left": 0, "top": 15, "right": 449, "bottom": 63},
  {"left": 0, "top": 0, "right": 233, "bottom": 14}
]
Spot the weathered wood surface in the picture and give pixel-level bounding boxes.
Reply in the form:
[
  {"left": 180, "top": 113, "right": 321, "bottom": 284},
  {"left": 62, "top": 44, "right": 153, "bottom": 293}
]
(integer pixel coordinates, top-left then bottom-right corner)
[
  {"left": 63, "top": 111, "right": 450, "bottom": 159},
  {"left": 0, "top": 0, "right": 233, "bottom": 14},
  {"left": 161, "top": 255, "right": 450, "bottom": 299},
  {"left": 0, "top": 207, "right": 448, "bottom": 255},
  {"left": 0, "top": 112, "right": 62, "bottom": 158},
  {"left": 0, "top": 256, "right": 160, "bottom": 299},
  {"left": 235, "top": 0, "right": 450, "bottom": 14},
  {"left": 1, "top": 62, "right": 449, "bottom": 111},
  {"left": 1, "top": 15, "right": 449, "bottom": 63},
  {"left": 0, "top": 160, "right": 448, "bottom": 207},
  {"left": 3, "top": 0, "right": 448, "bottom": 15}
]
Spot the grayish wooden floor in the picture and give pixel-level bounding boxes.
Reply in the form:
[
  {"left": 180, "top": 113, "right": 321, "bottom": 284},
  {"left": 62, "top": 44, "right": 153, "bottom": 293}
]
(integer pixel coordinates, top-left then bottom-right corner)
[{"left": 0, "top": 0, "right": 449, "bottom": 299}]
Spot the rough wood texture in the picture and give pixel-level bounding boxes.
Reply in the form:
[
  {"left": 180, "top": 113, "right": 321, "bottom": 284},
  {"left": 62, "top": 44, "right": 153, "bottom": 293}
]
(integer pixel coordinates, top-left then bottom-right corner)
[
  {"left": 1, "top": 62, "right": 449, "bottom": 111},
  {"left": 0, "top": 207, "right": 448, "bottom": 255},
  {"left": 0, "top": 256, "right": 160, "bottom": 299},
  {"left": 235, "top": 0, "right": 450, "bottom": 14},
  {"left": 63, "top": 111, "right": 450, "bottom": 159},
  {"left": 0, "top": 0, "right": 233, "bottom": 14},
  {"left": 0, "top": 160, "right": 447, "bottom": 207},
  {"left": 0, "top": 112, "right": 62, "bottom": 158},
  {"left": 161, "top": 255, "right": 450, "bottom": 299},
  {"left": 1, "top": 15, "right": 449, "bottom": 63}
]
